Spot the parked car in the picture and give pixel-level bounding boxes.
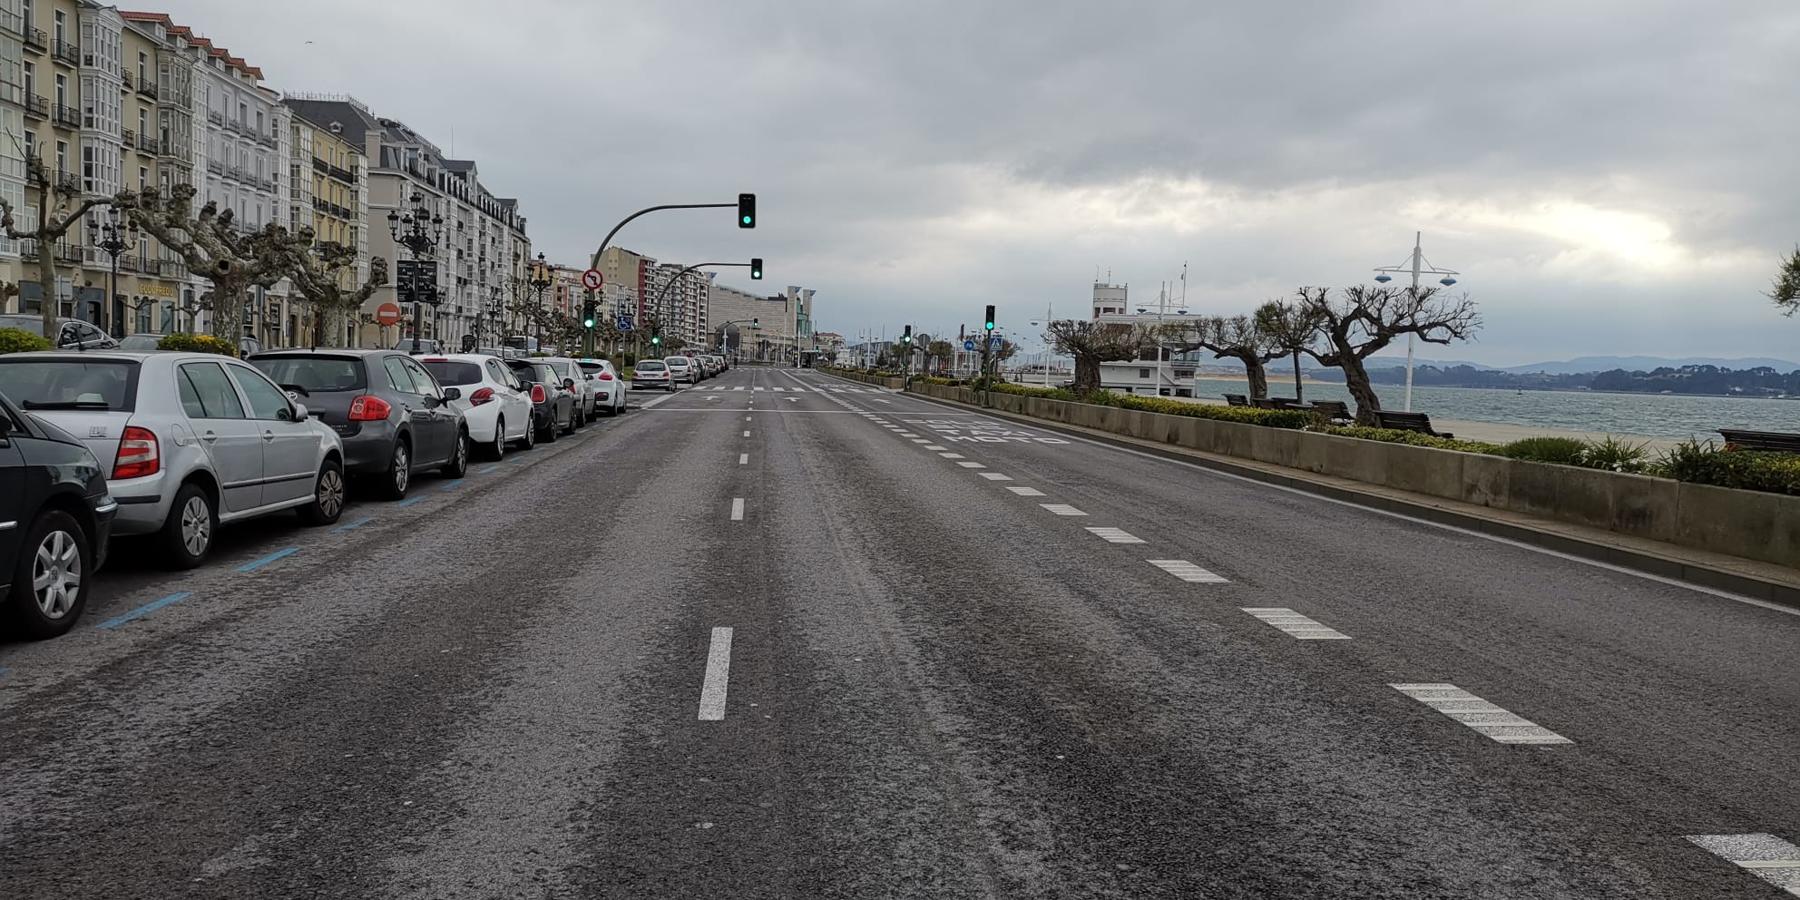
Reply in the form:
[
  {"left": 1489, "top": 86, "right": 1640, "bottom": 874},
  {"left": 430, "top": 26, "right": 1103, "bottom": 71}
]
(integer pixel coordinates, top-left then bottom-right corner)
[
  {"left": 576, "top": 358, "right": 629, "bottom": 414},
  {"left": 109, "top": 332, "right": 262, "bottom": 356},
  {"left": 0, "top": 351, "right": 344, "bottom": 569},
  {"left": 249, "top": 349, "right": 468, "bottom": 500},
  {"left": 0, "top": 314, "right": 119, "bottom": 350},
  {"left": 396, "top": 337, "right": 444, "bottom": 355},
  {"left": 633, "top": 359, "right": 673, "bottom": 391},
  {"left": 701, "top": 355, "right": 724, "bottom": 376},
  {"left": 665, "top": 356, "right": 698, "bottom": 385},
  {"left": 417, "top": 354, "right": 536, "bottom": 459},
  {"left": 539, "top": 357, "right": 597, "bottom": 425},
  {"left": 0, "top": 391, "right": 116, "bottom": 639},
  {"left": 503, "top": 358, "right": 575, "bottom": 442}
]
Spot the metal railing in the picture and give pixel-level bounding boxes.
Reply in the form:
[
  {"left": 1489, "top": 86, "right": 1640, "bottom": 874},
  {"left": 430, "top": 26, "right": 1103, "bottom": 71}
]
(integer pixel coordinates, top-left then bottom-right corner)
[
  {"left": 52, "top": 39, "right": 78, "bottom": 67},
  {"left": 206, "top": 108, "right": 223, "bottom": 125},
  {"left": 137, "top": 80, "right": 157, "bottom": 100},
  {"left": 53, "top": 104, "right": 80, "bottom": 128},
  {"left": 121, "top": 70, "right": 133, "bottom": 90},
  {"left": 24, "top": 27, "right": 45, "bottom": 50},
  {"left": 122, "top": 128, "right": 135, "bottom": 148},
  {"left": 24, "top": 94, "right": 47, "bottom": 119},
  {"left": 137, "top": 132, "right": 159, "bottom": 155}
]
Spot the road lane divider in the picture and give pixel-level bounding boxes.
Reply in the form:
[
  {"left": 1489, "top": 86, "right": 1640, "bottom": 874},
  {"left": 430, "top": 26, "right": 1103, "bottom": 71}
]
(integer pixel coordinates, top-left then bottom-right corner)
[
  {"left": 236, "top": 547, "right": 299, "bottom": 574},
  {"left": 957, "top": 462, "right": 987, "bottom": 469},
  {"left": 922, "top": 444, "right": 948, "bottom": 451},
  {"left": 698, "top": 626, "right": 734, "bottom": 721},
  {"left": 1389, "top": 683, "right": 1573, "bottom": 745},
  {"left": 1085, "top": 527, "right": 1145, "bottom": 545},
  {"left": 731, "top": 498, "right": 746, "bottom": 521},
  {"left": 978, "top": 472, "right": 1013, "bottom": 481},
  {"left": 739, "top": 453, "right": 749, "bottom": 465},
  {"left": 1006, "top": 486, "right": 1046, "bottom": 497},
  {"left": 95, "top": 591, "right": 194, "bottom": 630},
  {"left": 1242, "top": 608, "right": 1351, "bottom": 640},
  {"left": 742, "top": 430, "right": 752, "bottom": 438},
  {"left": 1147, "top": 559, "right": 1229, "bottom": 583},
  {"left": 1040, "top": 504, "right": 1088, "bottom": 517},
  {"left": 938, "top": 452, "right": 966, "bottom": 459},
  {"left": 1686, "top": 834, "right": 1800, "bottom": 896}
]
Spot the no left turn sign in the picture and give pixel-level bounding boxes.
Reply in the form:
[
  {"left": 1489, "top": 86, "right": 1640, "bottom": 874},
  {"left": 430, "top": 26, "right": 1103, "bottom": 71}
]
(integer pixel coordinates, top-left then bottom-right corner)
[{"left": 581, "top": 268, "right": 604, "bottom": 291}]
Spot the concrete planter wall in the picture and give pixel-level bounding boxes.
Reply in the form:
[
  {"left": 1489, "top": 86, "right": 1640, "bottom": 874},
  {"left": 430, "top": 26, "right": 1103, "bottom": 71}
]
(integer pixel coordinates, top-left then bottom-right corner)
[
  {"left": 905, "top": 382, "right": 1800, "bottom": 569},
  {"left": 819, "top": 368, "right": 906, "bottom": 390}
]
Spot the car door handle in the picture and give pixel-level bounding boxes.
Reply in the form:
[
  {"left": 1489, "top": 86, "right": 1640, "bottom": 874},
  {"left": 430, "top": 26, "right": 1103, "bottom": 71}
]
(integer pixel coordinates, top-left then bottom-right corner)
[
  {"left": 201, "top": 430, "right": 218, "bottom": 443},
  {"left": 262, "top": 429, "right": 275, "bottom": 442}
]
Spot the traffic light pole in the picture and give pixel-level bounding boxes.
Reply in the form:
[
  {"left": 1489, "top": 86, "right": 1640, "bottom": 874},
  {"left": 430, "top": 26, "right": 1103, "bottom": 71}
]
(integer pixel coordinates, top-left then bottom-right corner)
[{"left": 646, "top": 262, "right": 751, "bottom": 351}]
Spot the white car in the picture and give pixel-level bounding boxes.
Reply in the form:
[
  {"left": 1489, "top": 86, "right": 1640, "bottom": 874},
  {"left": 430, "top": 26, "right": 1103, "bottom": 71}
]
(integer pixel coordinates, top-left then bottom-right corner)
[
  {"left": 576, "top": 358, "right": 630, "bottom": 414},
  {"left": 416, "top": 354, "right": 535, "bottom": 460},
  {"left": 539, "top": 357, "right": 599, "bottom": 424},
  {"left": 664, "top": 356, "right": 698, "bottom": 385},
  {"left": 632, "top": 359, "right": 674, "bottom": 391}
]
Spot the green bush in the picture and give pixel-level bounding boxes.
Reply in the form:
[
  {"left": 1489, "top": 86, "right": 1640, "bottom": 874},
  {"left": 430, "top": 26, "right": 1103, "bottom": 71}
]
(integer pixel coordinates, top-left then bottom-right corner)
[
  {"left": 980, "top": 382, "right": 1315, "bottom": 429},
  {"left": 0, "top": 326, "right": 51, "bottom": 354},
  {"left": 1500, "top": 436, "right": 1590, "bottom": 465},
  {"left": 1582, "top": 436, "right": 1650, "bottom": 473},
  {"left": 1323, "top": 426, "right": 1503, "bottom": 455},
  {"left": 155, "top": 332, "right": 238, "bottom": 356},
  {"left": 1654, "top": 442, "right": 1800, "bottom": 495},
  {"left": 620, "top": 368, "right": 635, "bottom": 382}
]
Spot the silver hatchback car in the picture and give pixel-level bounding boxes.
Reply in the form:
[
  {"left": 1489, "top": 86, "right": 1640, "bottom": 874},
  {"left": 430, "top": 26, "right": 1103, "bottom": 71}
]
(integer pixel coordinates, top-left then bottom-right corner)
[{"left": 0, "top": 351, "right": 347, "bottom": 568}]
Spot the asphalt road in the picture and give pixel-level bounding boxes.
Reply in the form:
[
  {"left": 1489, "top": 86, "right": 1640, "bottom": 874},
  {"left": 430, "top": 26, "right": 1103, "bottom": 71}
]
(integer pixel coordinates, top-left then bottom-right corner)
[{"left": 1, "top": 365, "right": 1795, "bottom": 899}]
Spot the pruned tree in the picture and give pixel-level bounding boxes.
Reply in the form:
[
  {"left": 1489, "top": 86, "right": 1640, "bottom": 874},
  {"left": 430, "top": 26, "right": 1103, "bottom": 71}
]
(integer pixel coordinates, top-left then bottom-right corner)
[
  {"left": 1253, "top": 298, "right": 1323, "bottom": 403},
  {"left": 1296, "top": 285, "right": 1481, "bottom": 425},
  {"left": 0, "top": 153, "right": 123, "bottom": 335},
  {"left": 1045, "top": 319, "right": 1148, "bottom": 394},
  {"left": 1771, "top": 246, "right": 1800, "bottom": 316},
  {"left": 926, "top": 339, "right": 954, "bottom": 374},
  {"left": 1163, "top": 315, "right": 1282, "bottom": 401},
  {"left": 117, "top": 184, "right": 312, "bottom": 345},
  {"left": 288, "top": 242, "right": 387, "bottom": 347}
]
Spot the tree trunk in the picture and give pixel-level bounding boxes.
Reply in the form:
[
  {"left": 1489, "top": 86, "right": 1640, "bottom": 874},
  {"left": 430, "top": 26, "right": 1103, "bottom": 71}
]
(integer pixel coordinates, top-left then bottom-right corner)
[
  {"left": 1293, "top": 350, "right": 1303, "bottom": 403},
  {"left": 1073, "top": 353, "right": 1102, "bottom": 394},
  {"left": 1244, "top": 358, "right": 1270, "bottom": 401},
  {"left": 35, "top": 187, "right": 57, "bottom": 336},
  {"left": 1340, "top": 353, "right": 1383, "bottom": 425}
]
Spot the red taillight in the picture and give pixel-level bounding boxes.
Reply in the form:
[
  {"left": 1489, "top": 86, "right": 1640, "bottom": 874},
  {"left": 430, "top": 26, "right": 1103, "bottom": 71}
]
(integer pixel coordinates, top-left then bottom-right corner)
[
  {"left": 598, "top": 371, "right": 615, "bottom": 381},
  {"left": 530, "top": 384, "right": 547, "bottom": 403},
  {"left": 470, "top": 387, "right": 495, "bottom": 406},
  {"left": 113, "top": 425, "right": 160, "bottom": 480},
  {"left": 348, "top": 395, "right": 392, "bottom": 421}
]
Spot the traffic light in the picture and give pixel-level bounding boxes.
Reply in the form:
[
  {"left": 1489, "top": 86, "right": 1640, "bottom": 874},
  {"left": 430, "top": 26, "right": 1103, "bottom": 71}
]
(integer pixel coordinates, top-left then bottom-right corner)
[
  {"left": 651, "top": 335, "right": 662, "bottom": 346},
  {"left": 737, "top": 193, "right": 756, "bottom": 228},
  {"left": 983, "top": 305, "right": 996, "bottom": 331},
  {"left": 751, "top": 317, "right": 758, "bottom": 329},
  {"left": 902, "top": 324, "right": 912, "bottom": 344},
  {"left": 581, "top": 300, "right": 596, "bottom": 329},
  {"left": 750, "top": 257, "right": 763, "bottom": 280}
]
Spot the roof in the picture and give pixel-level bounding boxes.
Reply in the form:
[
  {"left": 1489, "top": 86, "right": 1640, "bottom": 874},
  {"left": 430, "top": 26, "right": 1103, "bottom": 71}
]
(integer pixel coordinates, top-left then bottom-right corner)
[
  {"left": 120, "top": 11, "right": 263, "bottom": 79},
  {"left": 285, "top": 97, "right": 383, "bottom": 151}
]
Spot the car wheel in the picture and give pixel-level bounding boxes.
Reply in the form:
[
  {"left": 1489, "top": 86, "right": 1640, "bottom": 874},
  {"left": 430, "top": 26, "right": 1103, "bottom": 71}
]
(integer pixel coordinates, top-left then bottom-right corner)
[
  {"left": 298, "top": 458, "right": 347, "bottom": 526},
  {"left": 159, "top": 482, "right": 215, "bottom": 570},
  {"left": 441, "top": 430, "right": 469, "bottom": 478},
  {"left": 519, "top": 416, "right": 537, "bottom": 451},
  {"left": 379, "top": 438, "right": 411, "bottom": 501},
  {"left": 542, "top": 413, "right": 560, "bottom": 443},
  {"left": 6, "top": 509, "right": 91, "bottom": 639},
  {"left": 560, "top": 407, "right": 576, "bottom": 435},
  {"left": 488, "top": 418, "right": 507, "bottom": 461},
  {"left": 571, "top": 406, "right": 585, "bottom": 430}
]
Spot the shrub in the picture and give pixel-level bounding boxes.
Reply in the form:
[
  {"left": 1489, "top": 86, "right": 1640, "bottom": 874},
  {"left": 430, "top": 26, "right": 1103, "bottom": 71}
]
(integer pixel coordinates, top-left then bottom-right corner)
[
  {"left": 1654, "top": 442, "right": 1800, "bottom": 495},
  {"left": 1323, "top": 426, "right": 1503, "bottom": 455},
  {"left": 156, "top": 332, "right": 238, "bottom": 356},
  {"left": 0, "top": 326, "right": 51, "bottom": 354},
  {"left": 1582, "top": 436, "right": 1650, "bottom": 473},
  {"left": 620, "top": 368, "right": 635, "bottom": 382},
  {"left": 1500, "top": 436, "right": 1590, "bottom": 465}
]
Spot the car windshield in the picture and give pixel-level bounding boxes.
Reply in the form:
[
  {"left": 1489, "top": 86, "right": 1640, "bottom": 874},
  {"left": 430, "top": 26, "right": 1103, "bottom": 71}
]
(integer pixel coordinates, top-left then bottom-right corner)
[
  {"left": 665, "top": 358, "right": 688, "bottom": 366},
  {"left": 578, "top": 361, "right": 605, "bottom": 374},
  {"left": 249, "top": 355, "right": 367, "bottom": 392},
  {"left": 419, "top": 359, "right": 483, "bottom": 386},
  {"left": 0, "top": 359, "right": 139, "bottom": 410}
]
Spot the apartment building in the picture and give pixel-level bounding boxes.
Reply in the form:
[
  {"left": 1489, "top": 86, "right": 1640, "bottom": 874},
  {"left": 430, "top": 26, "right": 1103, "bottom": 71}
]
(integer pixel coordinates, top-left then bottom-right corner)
[
  {"left": 283, "top": 99, "right": 368, "bottom": 345},
  {"left": 643, "top": 261, "right": 711, "bottom": 347}
]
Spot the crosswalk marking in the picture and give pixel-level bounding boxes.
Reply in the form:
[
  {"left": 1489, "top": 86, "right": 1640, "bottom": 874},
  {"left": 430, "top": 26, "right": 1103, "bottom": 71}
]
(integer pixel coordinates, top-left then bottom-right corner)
[
  {"left": 1147, "top": 559, "right": 1229, "bottom": 583},
  {"left": 1687, "top": 834, "right": 1800, "bottom": 897},
  {"left": 1040, "top": 503, "right": 1087, "bottom": 517},
  {"left": 1241, "top": 608, "right": 1350, "bottom": 640},
  {"left": 1006, "top": 486, "right": 1045, "bottom": 496},
  {"left": 1085, "top": 527, "right": 1145, "bottom": 544},
  {"left": 1389, "top": 684, "right": 1573, "bottom": 745},
  {"left": 733, "top": 386, "right": 745, "bottom": 391},
  {"left": 772, "top": 386, "right": 786, "bottom": 392}
]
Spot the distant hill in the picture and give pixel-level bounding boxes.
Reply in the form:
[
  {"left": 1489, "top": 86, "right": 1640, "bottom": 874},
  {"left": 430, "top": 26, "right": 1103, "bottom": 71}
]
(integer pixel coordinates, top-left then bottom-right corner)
[{"left": 1352, "top": 355, "right": 1800, "bottom": 376}]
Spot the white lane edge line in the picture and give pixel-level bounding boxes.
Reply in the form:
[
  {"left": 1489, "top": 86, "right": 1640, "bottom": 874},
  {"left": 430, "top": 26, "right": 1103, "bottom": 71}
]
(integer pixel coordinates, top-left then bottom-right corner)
[{"left": 697, "top": 626, "right": 734, "bottom": 721}]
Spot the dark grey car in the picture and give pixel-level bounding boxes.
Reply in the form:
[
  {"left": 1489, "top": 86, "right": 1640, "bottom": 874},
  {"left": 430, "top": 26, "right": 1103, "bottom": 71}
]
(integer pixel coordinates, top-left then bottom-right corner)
[
  {"left": 249, "top": 350, "right": 468, "bottom": 500},
  {"left": 502, "top": 359, "right": 575, "bottom": 443}
]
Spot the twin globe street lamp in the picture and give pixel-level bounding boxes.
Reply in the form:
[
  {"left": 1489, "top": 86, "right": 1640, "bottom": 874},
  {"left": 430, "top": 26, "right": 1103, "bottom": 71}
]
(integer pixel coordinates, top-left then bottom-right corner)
[
  {"left": 88, "top": 206, "right": 138, "bottom": 338},
  {"left": 387, "top": 194, "right": 444, "bottom": 353}
]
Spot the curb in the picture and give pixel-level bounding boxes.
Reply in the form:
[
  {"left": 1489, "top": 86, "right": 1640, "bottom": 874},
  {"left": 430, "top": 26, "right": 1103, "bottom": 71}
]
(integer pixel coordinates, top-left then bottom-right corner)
[{"left": 873, "top": 380, "right": 1800, "bottom": 611}]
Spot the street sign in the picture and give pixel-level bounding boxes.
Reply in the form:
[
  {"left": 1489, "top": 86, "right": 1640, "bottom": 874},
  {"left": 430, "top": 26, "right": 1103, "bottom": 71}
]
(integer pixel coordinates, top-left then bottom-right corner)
[
  {"left": 375, "top": 302, "right": 402, "bottom": 326},
  {"left": 962, "top": 339, "right": 975, "bottom": 351},
  {"left": 988, "top": 336, "right": 1003, "bottom": 349},
  {"left": 617, "top": 316, "right": 634, "bottom": 332},
  {"left": 581, "top": 268, "right": 604, "bottom": 291}
]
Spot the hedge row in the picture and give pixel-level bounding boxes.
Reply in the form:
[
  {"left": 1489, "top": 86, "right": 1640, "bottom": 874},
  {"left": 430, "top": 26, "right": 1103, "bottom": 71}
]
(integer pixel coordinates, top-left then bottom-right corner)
[{"left": 0, "top": 327, "right": 50, "bottom": 354}]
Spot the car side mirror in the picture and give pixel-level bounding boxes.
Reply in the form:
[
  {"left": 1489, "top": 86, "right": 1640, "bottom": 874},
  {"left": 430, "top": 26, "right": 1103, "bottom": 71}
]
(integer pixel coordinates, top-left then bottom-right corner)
[
  {"left": 442, "top": 387, "right": 462, "bottom": 401},
  {"left": 563, "top": 378, "right": 576, "bottom": 391},
  {"left": 286, "top": 402, "right": 309, "bottom": 422}
]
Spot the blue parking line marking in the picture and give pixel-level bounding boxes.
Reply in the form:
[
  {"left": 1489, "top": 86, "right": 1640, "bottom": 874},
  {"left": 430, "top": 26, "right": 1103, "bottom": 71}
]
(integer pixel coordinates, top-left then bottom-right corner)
[
  {"left": 393, "top": 496, "right": 427, "bottom": 508},
  {"left": 332, "top": 516, "right": 374, "bottom": 533},
  {"left": 96, "top": 591, "right": 194, "bottom": 630},
  {"left": 477, "top": 465, "right": 499, "bottom": 475},
  {"left": 236, "top": 547, "right": 299, "bottom": 573},
  {"left": 440, "top": 481, "right": 462, "bottom": 491}
]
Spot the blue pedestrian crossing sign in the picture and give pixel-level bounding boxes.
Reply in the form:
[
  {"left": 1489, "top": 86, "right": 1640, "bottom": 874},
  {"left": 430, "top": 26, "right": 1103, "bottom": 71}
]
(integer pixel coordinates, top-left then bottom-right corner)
[
  {"left": 962, "top": 339, "right": 975, "bottom": 351},
  {"left": 988, "top": 336, "right": 1003, "bottom": 349}
]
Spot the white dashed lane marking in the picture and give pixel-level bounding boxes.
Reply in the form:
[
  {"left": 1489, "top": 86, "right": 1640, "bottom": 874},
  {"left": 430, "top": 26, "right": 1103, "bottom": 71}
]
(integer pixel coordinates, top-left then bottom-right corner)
[
  {"left": 979, "top": 472, "right": 1013, "bottom": 481},
  {"left": 1148, "top": 559, "right": 1229, "bottom": 583},
  {"left": 730, "top": 498, "right": 745, "bottom": 521},
  {"left": 738, "top": 453, "right": 748, "bottom": 465},
  {"left": 1242, "top": 607, "right": 1350, "bottom": 640},
  {"left": 1085, "top": 527, "right": 1145, "bottom": 544},
  {"left": 1040, "top": 503, "right": 1087, "bottom": 517},
  {"left": 938, "top": 452, "right": 965, "bottom": 459},
  {"left": 1390, "top": 684, "right": 1573, "bottom": 745},
  {"left": 742, "top": 430, "right": 751, "bottom": 437},
  {"left": 697, "top": 626, "right": 734, "bottom": 721},
  {"left": 1687, "top": 834, "right": 1800, "bottom": 897},
  {"left": 911, "top": 439, "right": 932, "bottom": 444},
  {"left": 1006, "top": 486, "right": 1045, "bottom": 496},
  {"left": 956, "top": 462, "right": 986, "bottom": 469},
  {"left": 922, "top": 444, "right": 947, "bottom": 451}
]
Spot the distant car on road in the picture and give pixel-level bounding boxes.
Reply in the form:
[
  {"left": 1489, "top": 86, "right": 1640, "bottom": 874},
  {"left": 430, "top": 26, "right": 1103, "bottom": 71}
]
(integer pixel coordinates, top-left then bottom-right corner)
[
  {"left": 0, "top": 390, "right": 116, "bottom": 639},
  {"left": 417, "top": 354, "right": 536, "bottom": 460},
  {"left": 576, "top": 358, "right": 629, "bottom": 414},
  {"left": 0, "top": 314, "right": 118, "bottom": 351},
  {"left": 249, "top": 349, "right": 469, "bottom": 500},
  {"left": 0, "top": 351, "right": 345, "bottom": 569},
  {"left": 664, "top": 356, "right": 698, "bottom": 386},
  {"left": 503, "top": 359, "right": 575, "bottom": 442},
  {"left": 633, "top": 359, "right": 673, "bottom": 391},
  {"left": 396, "top": 337, "right": 445, "bottom": 355}
]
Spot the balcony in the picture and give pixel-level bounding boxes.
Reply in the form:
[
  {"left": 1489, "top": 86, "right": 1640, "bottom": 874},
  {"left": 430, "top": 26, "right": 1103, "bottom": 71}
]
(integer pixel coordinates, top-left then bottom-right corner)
[
  {"left": 137, "top": 80, "right": 157, "bottom": 101},
  {"left": 328, "top": 163, "right": 354, "bottom": 183},
  {"left": 122, "top": 128, "right": 135, "bottom": 148},
  {"left": 137, "top": 132, "right": 159, "bottom": 155},
  {"left": 53, "top": 170, "right": 79, "bottom": 193},
  {"left": 24, "top": 27, "right": 45, "bottom": 51},
  {"left": 120, "top": 71, "right": 132, "bottom": 90},
  {"left": 24, "top": 94, "right": 47, "bottom": 120},
  {"left": 256, "top": 131, "right": 277, "bottom": 150},
  {"left": 157, "top": 259, "right": 187, "bottom": 277},
  {"left": 206, "top": 158, "right": 223, "bottom": 175},
  {"left": 53, "top": 241, "right": 82, "bottom": 264},
  {"left": 53, "top": 104, "right": 79, "bottom": 129},
  {"left": 120, "top": 254, "right": 141, "bottom": 273},
  {"left": 206, "top": 108, "right": 222, "bottom": 126},
  {"left": 52, "top": 39, "right": 78, "bottom": 68}
]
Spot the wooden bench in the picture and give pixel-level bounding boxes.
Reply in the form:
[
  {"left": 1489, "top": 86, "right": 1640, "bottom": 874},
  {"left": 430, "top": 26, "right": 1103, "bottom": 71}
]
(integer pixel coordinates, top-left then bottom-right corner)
[
  {"left": 1374, "top": 410, "right": 1454, "bottom": 439},
  {"left": 1310, "top": 400, "right": 1353, "bottom": 423},
  {"left": 1718, "top": 428, "right": 1800, "bottom": 452},
  {"left": 1223, "top": 393, "right": 1249, "bottom": 407}
]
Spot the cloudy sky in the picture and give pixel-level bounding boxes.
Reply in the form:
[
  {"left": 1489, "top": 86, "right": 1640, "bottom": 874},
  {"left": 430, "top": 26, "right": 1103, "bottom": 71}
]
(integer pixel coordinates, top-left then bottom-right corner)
[{"left": 154, "top": 0, "right": 1800, "bottom": 365}]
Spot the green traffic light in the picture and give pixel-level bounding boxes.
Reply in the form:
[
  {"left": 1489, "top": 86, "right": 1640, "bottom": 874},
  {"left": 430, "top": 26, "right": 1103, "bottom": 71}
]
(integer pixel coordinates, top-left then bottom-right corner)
[{"left": 742, "top": 215, "right": 753, "bottom": 225}]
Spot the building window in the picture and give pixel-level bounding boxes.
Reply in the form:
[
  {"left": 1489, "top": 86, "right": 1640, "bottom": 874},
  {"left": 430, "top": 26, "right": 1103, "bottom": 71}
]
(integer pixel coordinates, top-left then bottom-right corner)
[
  {"left": 51, "top": 9, "right": 63, "bottom": 44},
  {"left": 137, "top": 51, "right": 146, "bottom": 84},
  {"left": 54, "top": 140, "right": 65, "bottom": 177},
  {"left": 1138, "top": 368, "right": 1151, "bottom": 379},
  {"left": 53, "top": 72, "right": 63, "bottom": 108},
  {"left": 23, "top": 61, "right": 33, "bottom": 99},
  {"left": 138, "top": 165, "right": 147, "bottom": 191}
]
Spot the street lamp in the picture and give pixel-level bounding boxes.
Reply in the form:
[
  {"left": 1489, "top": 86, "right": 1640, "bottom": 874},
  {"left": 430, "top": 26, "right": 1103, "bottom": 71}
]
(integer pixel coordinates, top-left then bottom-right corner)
[
  {"left": 1373, "top": 231, "right": 1461, "bottom": 412},
  {"left": 527, "top": 251, "right": 553, "bottom": 350},
  {"left": 89, "top": 206, "right": 138, "bottom": 338},
  {"left": 387, "top": 193, "right": 444, "bottom": 353}
]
